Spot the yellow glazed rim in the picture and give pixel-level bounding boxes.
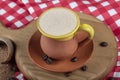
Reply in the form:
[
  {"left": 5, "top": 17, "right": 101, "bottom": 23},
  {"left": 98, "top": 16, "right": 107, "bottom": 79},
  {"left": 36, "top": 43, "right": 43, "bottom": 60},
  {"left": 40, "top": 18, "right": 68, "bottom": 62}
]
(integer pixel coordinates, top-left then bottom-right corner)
[
  {"left": 80, "top": 24, "right": 94, "bottom": 39},
  {"left": 37, "top": 7, "right": 80, "bottom": 40}
]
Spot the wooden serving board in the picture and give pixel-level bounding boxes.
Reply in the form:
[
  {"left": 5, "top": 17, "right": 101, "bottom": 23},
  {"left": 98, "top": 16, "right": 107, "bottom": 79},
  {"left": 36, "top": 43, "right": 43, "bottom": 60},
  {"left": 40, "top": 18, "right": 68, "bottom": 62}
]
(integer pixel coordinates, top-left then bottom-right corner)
[{"left": 0, "top": 13, "right": 118, "bottom": 80}]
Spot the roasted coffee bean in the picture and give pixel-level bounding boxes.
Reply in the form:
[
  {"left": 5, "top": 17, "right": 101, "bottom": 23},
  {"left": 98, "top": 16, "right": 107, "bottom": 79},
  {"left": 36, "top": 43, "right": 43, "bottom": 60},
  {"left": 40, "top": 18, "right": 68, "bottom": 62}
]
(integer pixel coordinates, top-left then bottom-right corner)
[
  {"left": 64, "top": 72, "right": 72, "bottom": 77},
  {"left": 42, "top": 54, "right": 48, "bottom": 61},
  {"left": 99, "top": 42, "right": 108, "bottom": 47},
  {"left": 80, "top": 65, "right": 87, "bottom": 71},
  {"left": 71, "top": 57, "right": 78, "bottom": 62},
  {"left": 108, "top": 77, "right": 114, "bottom": 80},
  {"left": 46, "top": 57, "right": 53, "bottom": 64},
  {"left": 9, "top": 77, "right": 16, "bottom": 80}
]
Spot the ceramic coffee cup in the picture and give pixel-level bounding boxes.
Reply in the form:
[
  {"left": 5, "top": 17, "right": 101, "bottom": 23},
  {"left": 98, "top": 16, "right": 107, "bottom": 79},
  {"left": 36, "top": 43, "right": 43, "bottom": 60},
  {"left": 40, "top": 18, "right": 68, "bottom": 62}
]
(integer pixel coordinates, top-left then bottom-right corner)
[{"left": 37, "top": 7, "right": 94, "bottom": 60}]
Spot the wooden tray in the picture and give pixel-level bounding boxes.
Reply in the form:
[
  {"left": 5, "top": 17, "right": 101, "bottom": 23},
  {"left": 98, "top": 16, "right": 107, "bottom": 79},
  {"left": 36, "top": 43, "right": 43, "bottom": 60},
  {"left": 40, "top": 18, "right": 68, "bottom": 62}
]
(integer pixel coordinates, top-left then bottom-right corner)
[{"left": 0, "top": 13, "right": 118, "bottom": 80}]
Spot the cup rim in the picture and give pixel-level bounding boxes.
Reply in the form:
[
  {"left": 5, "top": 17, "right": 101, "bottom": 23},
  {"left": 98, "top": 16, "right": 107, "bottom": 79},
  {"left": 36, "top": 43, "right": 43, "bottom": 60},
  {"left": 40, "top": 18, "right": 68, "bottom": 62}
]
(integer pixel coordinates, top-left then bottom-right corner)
[{"left": 37, "top": 7, "right": 80, "bottom": 40}]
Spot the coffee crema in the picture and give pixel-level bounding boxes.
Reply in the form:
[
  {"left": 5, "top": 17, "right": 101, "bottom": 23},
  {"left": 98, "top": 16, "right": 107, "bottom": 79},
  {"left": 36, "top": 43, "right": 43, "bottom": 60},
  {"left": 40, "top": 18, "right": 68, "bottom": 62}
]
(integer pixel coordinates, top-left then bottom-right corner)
[{"left": 38, "top": 8, "right": 79, "bottom": 36}]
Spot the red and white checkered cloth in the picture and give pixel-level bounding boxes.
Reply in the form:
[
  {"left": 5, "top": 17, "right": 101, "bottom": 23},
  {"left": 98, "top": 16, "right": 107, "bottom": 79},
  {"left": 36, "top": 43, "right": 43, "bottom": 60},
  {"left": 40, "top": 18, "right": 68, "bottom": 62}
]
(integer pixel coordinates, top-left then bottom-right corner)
[{"left": 0, "top": 0, "right": 120, "bottom": 80}]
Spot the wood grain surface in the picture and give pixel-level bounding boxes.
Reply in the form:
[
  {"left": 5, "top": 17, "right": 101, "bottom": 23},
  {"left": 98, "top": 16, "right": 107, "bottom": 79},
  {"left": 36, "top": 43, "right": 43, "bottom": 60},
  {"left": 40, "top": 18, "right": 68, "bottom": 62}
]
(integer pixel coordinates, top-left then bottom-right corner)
[{"left": 0, "top": 13, "right": 118, "bottom": 80}]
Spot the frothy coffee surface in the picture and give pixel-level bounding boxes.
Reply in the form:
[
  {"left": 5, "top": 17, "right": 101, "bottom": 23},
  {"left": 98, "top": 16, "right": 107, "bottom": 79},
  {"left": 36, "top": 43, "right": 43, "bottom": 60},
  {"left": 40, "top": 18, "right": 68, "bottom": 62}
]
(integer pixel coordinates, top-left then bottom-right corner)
[{"left": 39, "top": 8, "right": 78, "bottom": 36}]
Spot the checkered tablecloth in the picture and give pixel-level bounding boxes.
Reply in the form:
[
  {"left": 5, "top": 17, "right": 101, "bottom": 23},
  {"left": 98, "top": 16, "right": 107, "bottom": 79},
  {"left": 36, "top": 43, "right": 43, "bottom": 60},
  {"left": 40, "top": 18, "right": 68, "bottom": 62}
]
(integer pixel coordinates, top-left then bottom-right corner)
[{"left": 0, "top": 0, "right": 120, "bottom": 80}]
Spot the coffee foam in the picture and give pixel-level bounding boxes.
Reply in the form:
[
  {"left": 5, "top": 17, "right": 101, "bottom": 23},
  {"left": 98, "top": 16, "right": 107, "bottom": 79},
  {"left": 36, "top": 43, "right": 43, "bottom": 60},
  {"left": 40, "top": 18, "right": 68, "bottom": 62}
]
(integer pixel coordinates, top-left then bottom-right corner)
[{"left": 39, "top": 8, "right": 78, "bottom": 36}]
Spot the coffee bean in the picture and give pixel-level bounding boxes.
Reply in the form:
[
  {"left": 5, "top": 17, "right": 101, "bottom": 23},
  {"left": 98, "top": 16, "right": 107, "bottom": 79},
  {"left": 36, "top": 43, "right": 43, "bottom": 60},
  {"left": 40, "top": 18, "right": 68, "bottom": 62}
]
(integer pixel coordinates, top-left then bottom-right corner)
[
  {"left": 64, "top": 72, "right": 72, "bottom": 77},
  {"left": 71, "top": 57, "right": 78, "bottom": 62},
  {"left": 108, "top": 77, "right": 114, "bottom": 80},
  {"left": 99, "top": 42, "right": 108, "bottom": 47},
  {"left": 80, "top": 65, "right": 87, "bottom": 71},
  {"left": 46, "top": 57, "right": 53, "bottom": 64},
  {"left": 9, "top": 77, "right": 16, "bottom": 80},
  {"left": 42, "top": 54, "right": 48, "bottom": 61}
]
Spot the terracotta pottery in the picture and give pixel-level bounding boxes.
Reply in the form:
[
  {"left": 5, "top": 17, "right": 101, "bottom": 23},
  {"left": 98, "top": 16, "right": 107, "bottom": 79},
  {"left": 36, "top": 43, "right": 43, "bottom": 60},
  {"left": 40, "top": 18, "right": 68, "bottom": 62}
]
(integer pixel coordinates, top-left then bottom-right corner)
[
  {"left": 40, "top": 31, "right": 89, "bottom": 59},
  {"left": 14, "top": 13, "right": 117, "bottom": 80},
  {"left": 0, "top": 13, "right": 118, "bottom": 79},
  {"left": 28, "top": 31, "right": 93, "bottom": 72},
  {"left": 37, "top": 7, "right": 94, "bottom": 60}
]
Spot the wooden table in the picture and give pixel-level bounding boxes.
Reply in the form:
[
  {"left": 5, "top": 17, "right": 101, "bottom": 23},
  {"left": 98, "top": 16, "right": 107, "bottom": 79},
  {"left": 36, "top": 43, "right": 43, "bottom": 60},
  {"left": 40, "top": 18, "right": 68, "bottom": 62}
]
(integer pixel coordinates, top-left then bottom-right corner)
[{"left": 0, "top": 13, "right": 118, "bottom": 80}]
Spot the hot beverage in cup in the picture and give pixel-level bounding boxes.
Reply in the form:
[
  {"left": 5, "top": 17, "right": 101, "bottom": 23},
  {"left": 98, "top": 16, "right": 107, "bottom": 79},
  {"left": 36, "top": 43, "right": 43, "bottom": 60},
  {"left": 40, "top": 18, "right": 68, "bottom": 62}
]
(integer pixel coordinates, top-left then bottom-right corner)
[{"left": 37, "top": 7, "right": 94, "bottom": 60}]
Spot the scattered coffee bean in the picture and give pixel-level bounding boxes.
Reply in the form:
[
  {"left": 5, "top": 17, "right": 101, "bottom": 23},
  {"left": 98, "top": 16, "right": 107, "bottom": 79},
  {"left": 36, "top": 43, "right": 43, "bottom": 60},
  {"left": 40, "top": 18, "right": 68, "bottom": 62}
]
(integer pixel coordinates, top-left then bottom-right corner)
[
  {"left": 80, "top": 65, "right": 87, "bottom": 71},
  {"left": 108, "top": 77, "right": 114, "bottom": 80},
  {"left": 46, "top": 57, "right": 53, "bottom": 64},
  {"left": 64, "top": 72, "right": 72, "bottom": 77},
  {"left": 9, "top": 77, "right": 16, "bottom": 80},
  {"left": 71, "top": 57, "right": 78, "bottom": 62},
  {"left": 42, "top": 54, "right": 54, "bottom": 64},
  {"left": 42, "top": 54, "right": 48, "bottom": 61},
  {"left": 99, "top": 42, "right": 108, "bottom": 47}
]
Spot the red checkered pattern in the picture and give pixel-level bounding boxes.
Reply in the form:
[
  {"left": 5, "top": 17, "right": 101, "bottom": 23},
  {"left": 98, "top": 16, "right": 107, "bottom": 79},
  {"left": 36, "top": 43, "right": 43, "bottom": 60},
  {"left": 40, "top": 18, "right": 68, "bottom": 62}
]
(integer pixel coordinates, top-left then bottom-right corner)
[
  {"left": 14, "top": 72, "right": 26, "bottom": 80},
  {"left": 0, "top": 0, "right": 120, "bottom": 79}
]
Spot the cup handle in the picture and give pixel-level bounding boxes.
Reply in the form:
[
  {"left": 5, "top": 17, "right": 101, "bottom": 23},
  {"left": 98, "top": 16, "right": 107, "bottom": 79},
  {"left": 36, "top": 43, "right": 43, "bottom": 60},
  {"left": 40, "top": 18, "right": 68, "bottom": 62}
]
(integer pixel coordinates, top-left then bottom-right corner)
[
  {"left": 79, "top": 24, "right": 94, "bottom": 39},
  {"left": 75, "top": 24, "right": 94, "bottom": 43}
]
